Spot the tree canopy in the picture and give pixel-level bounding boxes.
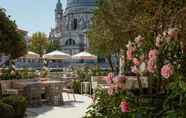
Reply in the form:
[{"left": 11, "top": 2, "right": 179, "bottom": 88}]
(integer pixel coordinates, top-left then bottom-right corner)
[
  {"left": 0, "top": 8, "right": 27, "bottom": 59},
  {"left": 29, "top": 32, "right": 49, "bottom": 57},
  {"left": 88, "top": 0, "right": 186, "bottom": 72},
  {"left": 46, "top": 39, "right": 61, "bottom": 53}
]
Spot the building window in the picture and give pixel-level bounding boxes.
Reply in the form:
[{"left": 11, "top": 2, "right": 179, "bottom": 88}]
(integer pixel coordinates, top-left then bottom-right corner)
[
  {"left": 73, "top": 19, "right": 77, "bottom": 30},
  {"left": 65, "top": 39, "right": 76, "bottom": 46}
]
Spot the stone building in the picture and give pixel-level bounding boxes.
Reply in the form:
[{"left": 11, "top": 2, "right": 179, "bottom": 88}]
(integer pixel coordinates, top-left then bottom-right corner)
[{"left": 49, "top": 0, "right": 97, "bottom": 55}]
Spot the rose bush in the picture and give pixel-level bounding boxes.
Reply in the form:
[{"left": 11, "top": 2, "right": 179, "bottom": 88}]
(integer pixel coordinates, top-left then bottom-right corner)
[{"left": 84, "top": 28, "right": 186, "bottom": 118}]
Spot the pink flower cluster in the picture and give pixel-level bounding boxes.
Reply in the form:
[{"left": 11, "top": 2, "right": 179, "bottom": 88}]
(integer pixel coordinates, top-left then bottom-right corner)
[
  {"left": 113, "top": 75, "right": 126, "bottom": 90},
  {"left": 127, "top": 49, "right": 133, "bottom": 60},
  {"left": 105, "top": 73, "right": 114, "bottom": 85},
  {"left": 126, "top": 42, "right": 136, "bottom": 61},
  {"left": 120, "top": 100, "right": 129, "bottom": 112},
  {"left": 161, "top": 64, "right": 174, "bottom": 79},
  {"left": 148, "top": 49, "right": 159, "bottom": 61},
  {"left": 147, "top": 60, "right": 157, "bottom": 73},
  {"left": 147, "top": 49, "right": 159, "bottom": 73},
  {"left": 106, "top": 74, "right": 127, "bottom": 96}
]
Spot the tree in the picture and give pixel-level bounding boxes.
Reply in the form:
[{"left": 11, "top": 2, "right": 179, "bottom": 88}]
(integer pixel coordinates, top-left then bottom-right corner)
[
  {"left": 88, "top": 0, "right": 141, "bottom": 73},
  {"left": 0, "top": 8, "right": 27, "bottom": 66},
  {"left": 46, "top": 39, "right": 61, "bottom": 53},
  {"left": 29, "top": 32, "right": 49, "bottom": 57},
  {"left": 88, "top": 0, "right": 186, "bottom": 73}
]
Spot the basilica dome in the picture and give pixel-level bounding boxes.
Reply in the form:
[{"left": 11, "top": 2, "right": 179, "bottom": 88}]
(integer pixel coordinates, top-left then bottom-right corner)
[{"left": 66, "top": 0, "right": 96, "bottom": 9}]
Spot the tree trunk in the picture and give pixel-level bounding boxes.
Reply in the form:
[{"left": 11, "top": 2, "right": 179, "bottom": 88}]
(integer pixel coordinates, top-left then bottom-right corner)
[
  {"left": 115, "top": 55, "right": 120, "bottom": 75},
  {"left": 106, "top": 55, "right": 114, "bottom": 72},
  {"left": 137, "top": 73, "right": 143, "bottom": 94}
]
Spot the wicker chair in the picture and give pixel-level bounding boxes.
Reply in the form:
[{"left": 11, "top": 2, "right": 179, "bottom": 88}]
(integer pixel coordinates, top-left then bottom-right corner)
[
  {"left": 46, "top": 83, "right": 63, "bottom": 106},
  {"left": 25, "top": 84, "right": 42, "bottom": 107},
  {"left": 0, "top": 81, "right": 18, "bottom": 96}
]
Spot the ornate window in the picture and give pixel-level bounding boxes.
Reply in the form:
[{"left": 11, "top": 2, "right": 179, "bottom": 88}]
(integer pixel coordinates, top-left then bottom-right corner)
[
  {"left": 73, "top": 18, "right": 78, "bottom": 30},
  {"left": 65, "top": 39, "right": 76, "bottom": 46}
]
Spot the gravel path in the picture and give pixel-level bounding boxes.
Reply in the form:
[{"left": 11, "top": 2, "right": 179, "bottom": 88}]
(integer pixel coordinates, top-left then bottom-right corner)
[{"left": 26, "top": 93, "right": 92, "bottom": 118}]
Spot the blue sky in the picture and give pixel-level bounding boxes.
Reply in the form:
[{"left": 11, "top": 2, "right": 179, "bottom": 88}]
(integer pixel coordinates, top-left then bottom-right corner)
[{"left": 0, "top": 0, "right": 66, "bottom": 36}]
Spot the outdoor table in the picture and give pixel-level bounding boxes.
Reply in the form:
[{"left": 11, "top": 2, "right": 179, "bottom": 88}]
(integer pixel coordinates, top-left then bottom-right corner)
[
  {"left": 15, "top": 80, "right": 64, "bottom": 105},
  {"left": 15, "top": 80, "right": 62, "bottom": 87}
]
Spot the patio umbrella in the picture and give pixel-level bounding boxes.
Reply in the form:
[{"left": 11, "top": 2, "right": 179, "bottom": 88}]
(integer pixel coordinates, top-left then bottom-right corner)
[
  {"left": 43, "top": 50, "right": 71, "bottom": 60},
  {"left": 72, "top": 51, "right": 97, "bottom": 60},
  {"left": 23, "top": 51, "right": 40, "bottom": 59}
]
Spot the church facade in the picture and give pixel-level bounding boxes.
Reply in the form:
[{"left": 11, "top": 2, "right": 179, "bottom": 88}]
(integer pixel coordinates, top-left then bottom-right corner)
[{"left": 49, "top": 0, "right": 97, "bottom": 55}]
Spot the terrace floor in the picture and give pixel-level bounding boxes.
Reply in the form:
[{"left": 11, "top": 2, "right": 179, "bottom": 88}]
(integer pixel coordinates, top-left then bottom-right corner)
[{"left": 26, "top": 93, "right": 92, "bottom": 118}]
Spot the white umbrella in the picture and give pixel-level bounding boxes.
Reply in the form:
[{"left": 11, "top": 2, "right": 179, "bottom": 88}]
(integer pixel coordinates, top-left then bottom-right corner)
[
  {"left": 43, "top": 50, "right": 71, "bottom": 60},
  {"left": 24, "top": 51, "right": 40, "bottom": 59},
  {"left": 72, "top": 51, "right": 97, "bottom": 60}
]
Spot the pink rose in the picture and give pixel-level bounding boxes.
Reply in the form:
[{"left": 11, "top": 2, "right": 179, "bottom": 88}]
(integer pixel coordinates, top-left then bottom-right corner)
[
  {"left": 120, "top": 100, "right": 129, "bottom": 112},
  {"left": 127, "top": 49, "right": 133, "bottom": 60},
  {"left": 161, "top": 64, "right": 174, "bottom": 79},
  {"left": 133, "top": 58, "right": 141, "bottom": 66},
  {"left": 148, "top": 49, "right": 159, "bottom": 61},
  {"left": 113, "top": 76, "right": 126, "bottom": 89},
  {"left": 127, "top": 45, "right": 136, "bottom": 61},
  {"left": 147, "top": 59, "right": 157, "bottom": 73},
  {"left": 105, "top": 73, "right": 114, "bottom": 85}
]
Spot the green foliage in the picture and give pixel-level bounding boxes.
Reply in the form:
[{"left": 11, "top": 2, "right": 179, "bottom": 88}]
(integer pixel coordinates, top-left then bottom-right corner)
[
  {"left": 0, "top": 68, "right": 37, "bottom": 80},
  {"left": 47, "top": 40, "right": 61, "bottom": 53},
  {"left": 85, "top": 0, "right": 186, "bottom": 117},
  {"left": 0, "top": 8, "right": 27, "bottom": 59},
  {"left": 84, "top": 89, "right": 135, "bottom": 118},
  {"left": 0, "top": 69, "right": 17, "bottom": 80},
  {"left": 0, "top": 100, "right": 15, "bottom": 118},
  {"left": 72, "top": 80, "right": 81, "bottom": 94},
  {"left": 76, "top": 67, "right": 92, "bottom": 81},
  {"left": 18, "top": 68, "right": 37, "bottom": 79},
  {"left": 29, "top": 32, "right": 48, "bottom": 57},
  {"left": 89, "top": 0, "right": 186, "bottom": 72},
  {"left": 2, "top": 95, "right": 27, "bottom": 118}
]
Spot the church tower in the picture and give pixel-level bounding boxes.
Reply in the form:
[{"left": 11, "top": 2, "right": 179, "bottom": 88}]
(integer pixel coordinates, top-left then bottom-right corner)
[{"left": 55, "top": 0, "right": 63, "bottom": 33}]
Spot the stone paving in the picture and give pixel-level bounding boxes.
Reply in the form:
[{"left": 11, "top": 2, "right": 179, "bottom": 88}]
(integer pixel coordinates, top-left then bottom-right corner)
[{"left": 26, "top": 93, "right": 92, "bottom": 118}]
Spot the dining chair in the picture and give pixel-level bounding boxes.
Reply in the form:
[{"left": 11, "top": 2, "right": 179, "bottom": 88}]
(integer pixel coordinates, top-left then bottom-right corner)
[
  {"left": 25, "top": 84, "right": 42, "bottom": 107},
  {"left": 0, "top": 81, "right": 18, "bottom": 96}
]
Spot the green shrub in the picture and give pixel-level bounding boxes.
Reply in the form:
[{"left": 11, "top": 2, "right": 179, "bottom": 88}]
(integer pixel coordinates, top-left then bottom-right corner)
[
  {"left": 0, "top": 69, "right": 16, "bottom": 80},
  {"left": 72, "top": 80, "right": 81, "bottom": 94},
  {"left": 0, "top": 100, "right": 15, "bottom": 118},
  {"left": 19, "top": 68, "right": 36, "bottom": 79},
  {"left": 2, "top": 95, "right": 27, "bottom": 118}
]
